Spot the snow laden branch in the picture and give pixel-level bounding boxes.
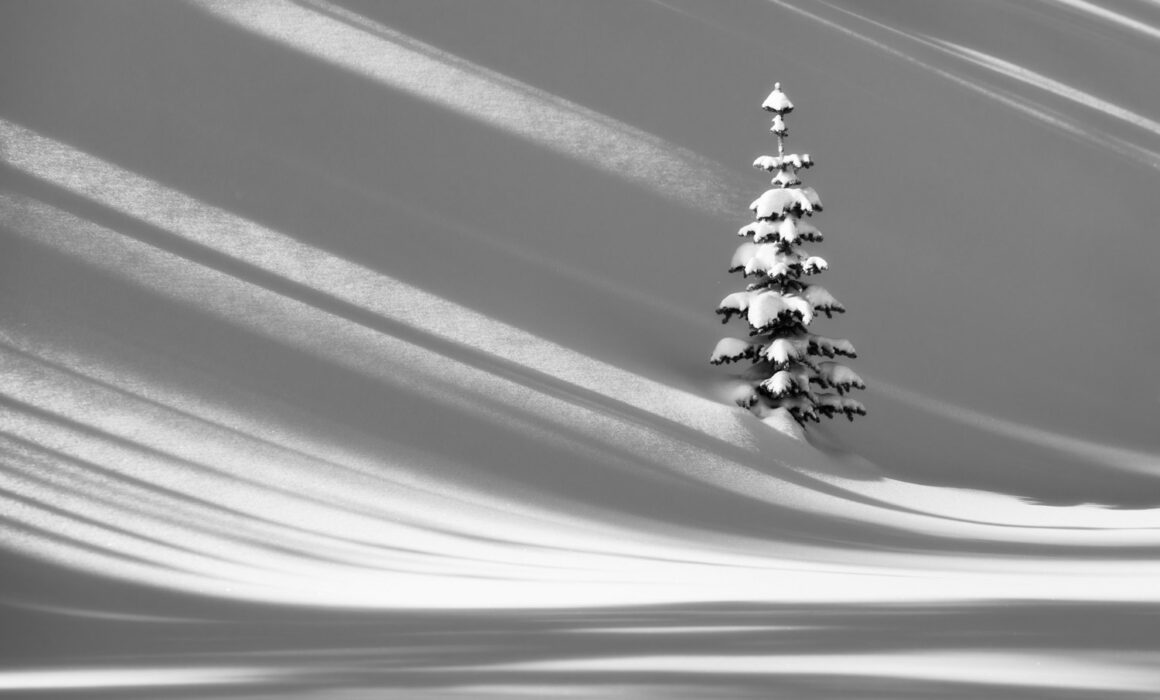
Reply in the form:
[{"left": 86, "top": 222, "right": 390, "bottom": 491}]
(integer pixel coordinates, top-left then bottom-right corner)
[{"left": 711, "top": 82, "right": 866, "bottom": 426}]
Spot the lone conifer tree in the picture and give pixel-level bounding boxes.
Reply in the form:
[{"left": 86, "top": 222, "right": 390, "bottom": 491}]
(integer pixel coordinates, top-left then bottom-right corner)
[{"left": 710, "top": 83, "right": 866, "bottom": 424}]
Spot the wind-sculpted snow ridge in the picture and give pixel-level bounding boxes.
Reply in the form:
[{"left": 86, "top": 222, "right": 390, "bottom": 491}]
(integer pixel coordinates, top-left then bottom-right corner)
[
  {"left": 4, "top": 0, "right": 1160, "bottom": 696},
  {"left": 1045, "top": 0, "right": 1160, "bottom": 42},
  {"left": 766, "top": 0, "right": 1160, "bottom": 170},
  {"left": 4, "top": 119, "right": 1160, "bottom": 614},
  {"left": 6, "top": 124, "right": 1160, "bottom": 612},
  {"left": 0, "top": 119, "right": 749, "bottom": 451}
]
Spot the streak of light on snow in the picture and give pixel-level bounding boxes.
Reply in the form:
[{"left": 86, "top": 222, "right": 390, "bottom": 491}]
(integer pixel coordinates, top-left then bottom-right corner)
[
  {"left": 0, "top": 119, "right": 752, "bottom": 451},
  {"left": 1043, "top": 0, "right": 1160, "bottom": 42},
  {"left": 4, "top": 123, "right": 1160, "bottom": 610},
  {"left": 928, "top": 38, "right": 1160, "bottom": 139},
  {"left": 473, "top": 651, "right": 1160, "bottom": 693},
  {"left": 184, "top": 0, "right": 743, "bottom": 218},
  {"left": 765, "top": 0, "right": 1160, "bottom": 170},
  {"left": 0, "top": 667, "right": 270, "bottom": 691}
]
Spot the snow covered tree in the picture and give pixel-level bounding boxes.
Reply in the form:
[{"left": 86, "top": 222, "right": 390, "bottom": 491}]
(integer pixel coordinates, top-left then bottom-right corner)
[{"left": 710, "top": 83, "right": 866, "bottom": 425}]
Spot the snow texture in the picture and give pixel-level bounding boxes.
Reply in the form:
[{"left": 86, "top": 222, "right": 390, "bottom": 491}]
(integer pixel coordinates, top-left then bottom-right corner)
[
  {"left": 762, "top": 82, "right": 795, "bottom": 114},
  {"left": 709, "top": 337, "right": 758, "bottom": 364},
  {"left": 770, "top": 168, "right": 801, "bottom": 187},
  {"left": 715, "top": 290, "right": 753, "bottom": 323},
  {"left": 802, "top": 255, "right": 828, "bottom": 274},
  {"left": 814, "top": 361, "right": 867, "bottom": 394},
  {"left": 728, "top": 241, "right": 759, "bottom": 272},
  {"left": 774, "top": 217, "right": 800, "bottom": 244},
  {"left": 749, "top": 188, "right": 817, "bottom": 219},
  {"left": 753, "top": 153, "right": 814, "bottom": 171},
  {"left": 747, "top": 291, "right": 815, "bottom": 331},
  {"left": 807, "top": 334, "right": 857, "bottom": 358},
  {"left": 759, "top": 407, "right": 807, "bottom": 439},
  {"left": 718, "top": 80, "right": 861, "bottom": 431},
  {"left": 795, "top": 219, "right": 824, "bottom": 242},
  {"left": 6, "top": 3, "right": 1160, "bottom": 699},
  {"left": 738, "top": 217, "right": 821, "bottom": 245},
  {"left": 732, "top": 245, "right": 825, "bottom": 279},
  {"left": 760, "top": 368, "right": 811, "bottom": 398},
  {"left": 762, "top": 337, "right": 807, "bottom": 368},
  {"left": 770, "top": 113, "right": 788, "bottom": 135},
  {"left": 816, "top": 394, "right": 868, "bottom": 421},
  {"left": 801, "top": 284, "right": 845, "bottom": 315},
  {"left": 742, "top": 244, "right": 797, "bottom": 279}
]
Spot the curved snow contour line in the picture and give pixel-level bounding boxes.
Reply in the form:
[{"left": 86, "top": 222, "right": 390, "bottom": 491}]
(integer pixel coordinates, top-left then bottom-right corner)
[
  {"left": 928, "top": 38, "right": 1160, "bottom": 139},
  {"left": 5, "top": 200, "right": 1160, "bottom": 609},
  {"left": 6, "top": 193, "right": 1160, "bottom": 544},
  {"left": 766, "top": 0, "right": 1160, "bottom": 170},
  {"left": 185, "top": 0, "right": 743, "bottom": 218},
  {"left": 6, "top": 137, "right": 1160, "bottom": 607},
  {"left": 0, "top": 119, "right": 751, "bottom": 451},
  {"left": 4, "top": 324, "right": 1160, "bottom": 609},
  {"left": 0, "top": 195, "right": 807, "bottom": 609},
  {"left": 477, "top": 651, "right": 1160, "bottom": 694},
  {"left": 0, "top": 668, "right": 270, "bottom": 692},
  {"left": 1043, "top": 0, "right": 1160, "bottom": 42}
]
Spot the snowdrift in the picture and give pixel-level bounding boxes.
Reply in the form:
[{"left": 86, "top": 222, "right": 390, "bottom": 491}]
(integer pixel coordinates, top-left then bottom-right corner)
[{"left": 2, "top": 0, "right": 1160, "bottom": 697}]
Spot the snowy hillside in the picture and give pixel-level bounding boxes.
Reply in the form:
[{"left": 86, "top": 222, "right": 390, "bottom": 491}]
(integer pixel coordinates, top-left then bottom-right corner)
[{"left": 1, "top": 0, "right": 1159, "bottom": 697}]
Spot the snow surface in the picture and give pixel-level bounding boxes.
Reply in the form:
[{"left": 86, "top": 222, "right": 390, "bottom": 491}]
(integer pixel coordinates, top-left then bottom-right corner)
[
  {"left": 762, "top": 82, "right": 794, "bottom": 114},
  {"left": 769, "top": 167, "right": 800, "bottom": 187},
  {"left": 760, "top": 407, "right": 807, "bottom": 440},
  {"left": 760, "top": 368, "right": 811, "bottom": 398},
  {"left": 808, "top": 333, "right": 857, "bottom": 358},
  {"left": 801, "top": 284, "right": 845, "bottom": 315},
  {"left": 796, "top": 218, "right": 824, "bottom": 241},
  {"left": 774, "top": 216, "right": 800, "bottom": 244},
  {"left": 763, "top": 336, "right": 807, "bottom": 367},
  {"left": 769, "top": 113, "right": 788, "bottom": 135},
  {"left": 3, "top": 1, "right": 1160, "bottom": 698},
  {"left": 814, "top": 361, "right": 866, "bottom": 394},
  {"left": 753, "top": 152, "right": 813, "bottom": 172},
  {"left": 747, "top": 290, "right": 815, "bottom": 330},
  {"left": 715, "top": 290, "right": 752, "bottom": 322},
  {"left": 749, "top": 187, "right": 816, "bottom": 219},
  {"left": 709, "top": 337, "right": 756, "bottom": 364},
  {"left": 727, "top": 240, "right": 759, "bottom": 272},
  {"left": 742, "top": 243, "right": 797, "bottom": 279},
  {"left": 802, "top": 254, "right": 828, "bottom": 274},
  {"left": 738, "top": 216, "right": 822, "bottom": 245},
  {"left": 737, "top": 218, "right": 776, "bottom": 241}
]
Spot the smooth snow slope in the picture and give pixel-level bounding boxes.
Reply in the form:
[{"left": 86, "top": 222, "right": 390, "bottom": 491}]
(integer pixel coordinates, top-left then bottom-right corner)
[{"left": 1, "top": 0, "right": 1159, "bottom": 698}]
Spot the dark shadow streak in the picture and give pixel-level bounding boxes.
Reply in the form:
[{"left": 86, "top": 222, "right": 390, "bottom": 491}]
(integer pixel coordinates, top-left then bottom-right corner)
[
  {"left": 1, "top": 551, "right": 1158, "bottom": 698},
  {"left": 0, "top": 395, "right": 564, "bottom": 578},
  {"left": 5, "top": 211, "right": 1158, "bottom": 559},
  {"left": 0, "top": 189, "right": 973, "bottom": 554}
]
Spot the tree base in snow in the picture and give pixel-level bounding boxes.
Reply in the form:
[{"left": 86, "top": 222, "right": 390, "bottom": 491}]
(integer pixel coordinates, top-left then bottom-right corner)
[{"left": 759, "top": 407, "right": 806, "bottom": 440}]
